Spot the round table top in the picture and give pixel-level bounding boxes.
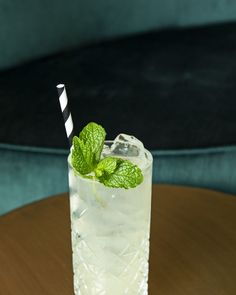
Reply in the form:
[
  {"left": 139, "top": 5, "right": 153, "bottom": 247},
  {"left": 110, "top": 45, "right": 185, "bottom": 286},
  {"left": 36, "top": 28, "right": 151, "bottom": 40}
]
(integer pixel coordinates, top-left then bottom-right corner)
[{"left": 0, "top": 185, "right": 236, "bottom": 295}]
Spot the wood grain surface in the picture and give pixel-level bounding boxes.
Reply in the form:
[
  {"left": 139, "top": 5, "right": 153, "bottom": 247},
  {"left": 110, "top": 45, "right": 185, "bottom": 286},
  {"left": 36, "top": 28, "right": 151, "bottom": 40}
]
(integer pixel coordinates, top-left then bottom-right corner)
[{"left": 0, "top": 185, "right": 236, "bottom": 295}]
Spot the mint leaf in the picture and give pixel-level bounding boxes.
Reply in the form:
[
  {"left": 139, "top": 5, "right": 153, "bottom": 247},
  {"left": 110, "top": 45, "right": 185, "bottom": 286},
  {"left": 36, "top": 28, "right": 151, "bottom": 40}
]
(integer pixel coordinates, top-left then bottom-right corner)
[
  {"left": 71, "top": 121, "right": 144, "bottom": 189},
  {"left": 94, "top": 157, "right": 119, "bottom": 178},
  {"left": 96, "top": 157, "right": 143, "bottom": 189},
  {"left": 79, "top": 122, "right": 106, "bottom": 164},
  {"left": 72, "top": 122, "right": 106, "bottom": 175},
  {"left": 71, "top": 136, "right": 93, "bottom": 174}
]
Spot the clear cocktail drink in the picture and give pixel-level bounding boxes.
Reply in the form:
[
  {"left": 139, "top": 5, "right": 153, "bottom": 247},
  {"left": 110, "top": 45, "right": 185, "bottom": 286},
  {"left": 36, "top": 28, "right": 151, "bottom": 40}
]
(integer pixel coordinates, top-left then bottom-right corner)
[{"left": 68, "top": 136, "right": 153, "bottom": 294}]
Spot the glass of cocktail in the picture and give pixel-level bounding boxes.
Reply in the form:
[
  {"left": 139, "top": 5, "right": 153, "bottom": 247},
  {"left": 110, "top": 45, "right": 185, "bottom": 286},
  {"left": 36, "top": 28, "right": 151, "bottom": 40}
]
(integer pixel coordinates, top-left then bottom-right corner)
[{"left": 68, "top": 132, "right": 153, "bottom": 294}]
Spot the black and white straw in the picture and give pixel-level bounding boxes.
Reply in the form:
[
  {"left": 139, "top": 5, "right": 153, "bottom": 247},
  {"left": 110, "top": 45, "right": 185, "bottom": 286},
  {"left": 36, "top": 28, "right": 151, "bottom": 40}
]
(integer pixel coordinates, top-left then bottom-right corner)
[{"left": 57, "top": 84, "right": 74, "bottom": 147}]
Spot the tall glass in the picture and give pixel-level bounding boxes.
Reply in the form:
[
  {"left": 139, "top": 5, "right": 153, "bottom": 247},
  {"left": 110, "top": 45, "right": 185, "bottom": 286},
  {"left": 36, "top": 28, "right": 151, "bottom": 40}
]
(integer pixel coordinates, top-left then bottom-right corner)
[{"left": 68, "top": 140, "right": 153, "bottom": 294}]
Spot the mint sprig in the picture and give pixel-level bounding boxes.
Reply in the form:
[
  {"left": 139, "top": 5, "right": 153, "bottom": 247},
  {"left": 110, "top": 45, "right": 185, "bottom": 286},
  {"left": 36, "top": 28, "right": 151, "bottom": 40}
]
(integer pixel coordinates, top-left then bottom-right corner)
[
  {"left": 71, "top": 122, "right": 143, "bottom": 189},
  {"left": 95, "top": 157, "right": 143, "bottom": 188},
  {"left": 72, "top": 122, "right": 106, "bottom": 175},
  {"left": 79, "top": 122, "right": 106, "bottom": 164}
]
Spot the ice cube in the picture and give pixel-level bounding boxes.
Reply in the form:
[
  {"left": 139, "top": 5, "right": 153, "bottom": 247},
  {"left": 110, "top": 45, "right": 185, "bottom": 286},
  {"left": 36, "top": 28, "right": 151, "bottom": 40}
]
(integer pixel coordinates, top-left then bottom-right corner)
[
  {"left": 110, "top": 134, "right": 148, "bottom": 170},
  {"left": 101, "top": 143, "right": 111, "bottom": 157}
]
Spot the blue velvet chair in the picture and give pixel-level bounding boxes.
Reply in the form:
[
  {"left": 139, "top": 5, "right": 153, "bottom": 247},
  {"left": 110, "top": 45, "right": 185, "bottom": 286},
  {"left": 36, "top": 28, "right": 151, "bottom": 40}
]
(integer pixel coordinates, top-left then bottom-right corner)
[{"left": 1, "top": 1, "right": 236, "bottom": 215}]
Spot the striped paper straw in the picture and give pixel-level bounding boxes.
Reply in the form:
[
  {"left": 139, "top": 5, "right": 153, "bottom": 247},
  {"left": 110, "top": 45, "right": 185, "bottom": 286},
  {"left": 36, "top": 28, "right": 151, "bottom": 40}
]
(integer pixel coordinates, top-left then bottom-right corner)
[{"left": 57, "top": 84, "right": 74, "bottom": 147}]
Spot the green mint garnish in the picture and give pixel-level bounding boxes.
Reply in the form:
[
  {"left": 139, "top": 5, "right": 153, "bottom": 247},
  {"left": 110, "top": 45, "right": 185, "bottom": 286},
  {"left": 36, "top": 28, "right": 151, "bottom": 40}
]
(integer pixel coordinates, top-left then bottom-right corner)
[
  {"left": 79, "top": 122, "right": 106, "bottom": 164},
  {"left": 72, "top": 122, "right": 106, "bottom": 175},
  {"left": 95, "top": 157, "right": 143, "bottom": 188},
  {"left": 94, "top": 156, "right": 118, "bottom": 177},
  {"left": 71, "top": 122, "right": 143, "bottom": 189}
]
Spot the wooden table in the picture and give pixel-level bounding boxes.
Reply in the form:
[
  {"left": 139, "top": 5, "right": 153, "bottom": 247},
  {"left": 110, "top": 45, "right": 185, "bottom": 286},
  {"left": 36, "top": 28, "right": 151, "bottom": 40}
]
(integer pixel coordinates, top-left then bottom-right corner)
[{"left": 0, "top": 185, "right": 236, "bottom": 294}]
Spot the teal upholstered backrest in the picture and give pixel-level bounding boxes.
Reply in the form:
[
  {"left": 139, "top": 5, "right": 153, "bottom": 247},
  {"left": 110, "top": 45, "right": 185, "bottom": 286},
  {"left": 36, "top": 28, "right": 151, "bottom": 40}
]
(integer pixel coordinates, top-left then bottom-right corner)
[
  {"left": 1, "top": 144, "right": 236, "bottom": 215},
  {"left": 1, "top": 0, "right": 236, "bottom": 70}
]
